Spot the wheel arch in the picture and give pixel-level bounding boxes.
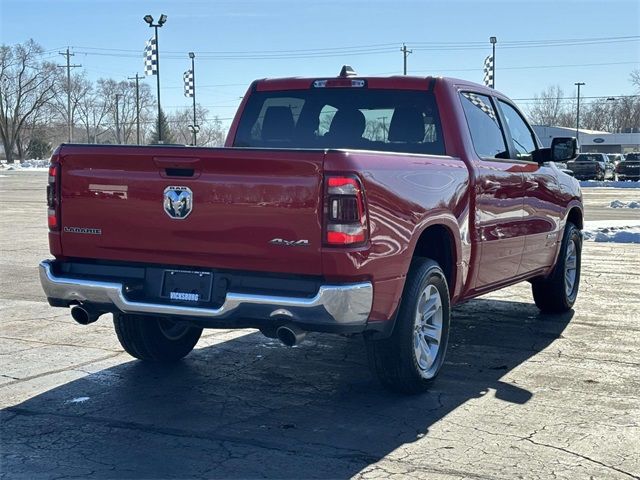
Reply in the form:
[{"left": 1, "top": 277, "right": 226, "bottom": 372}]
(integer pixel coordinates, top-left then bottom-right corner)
[
  {"left": 410, "top": 221, "right": 461, "bottom": 300},
  {"left": 567, "top": 205, "right": 583, "bottom": 230}
]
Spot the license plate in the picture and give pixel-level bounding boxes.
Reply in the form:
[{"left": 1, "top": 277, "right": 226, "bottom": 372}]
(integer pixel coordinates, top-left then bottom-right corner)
[{"left": 161, "top": 270, "right": 213, "bottom": 302}]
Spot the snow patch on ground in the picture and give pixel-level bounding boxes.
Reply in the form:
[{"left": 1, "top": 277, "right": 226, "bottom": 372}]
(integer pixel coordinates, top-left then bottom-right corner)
[
  {"left": 66, "top": 396, "right": 90, "bottom": 404},
  {"left": 580, "top": 180, "right": 640, "bottom": 188},
  {"left": 0, "top": 159, "right": 49, "bottom": 171},
  {"left": 609, "top": 200, "right": 640, "bottom": 209},
  {"left": 583, "top": 220, "right": 640, "bottom": 244}
]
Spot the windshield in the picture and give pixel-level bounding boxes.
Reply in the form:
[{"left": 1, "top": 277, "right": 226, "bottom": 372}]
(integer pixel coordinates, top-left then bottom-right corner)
[{"left": 233, "top": 88, "right": 445, "bottom": 155}]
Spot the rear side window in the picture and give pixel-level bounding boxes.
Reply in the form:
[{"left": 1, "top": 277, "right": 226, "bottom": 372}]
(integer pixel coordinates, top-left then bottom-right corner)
[
  {"left": 234, "top": 88, "right": 445, "bottom": 155},
  {"left": 459, "top": 92, "right": 508, "bottom": 159}
]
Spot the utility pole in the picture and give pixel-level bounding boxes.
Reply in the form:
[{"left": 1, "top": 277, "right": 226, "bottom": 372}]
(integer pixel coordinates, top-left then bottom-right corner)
[
  {"left": 128, "top": 73, "right": 142, "bottom": 144},
  {"left": 575, "top": 82, "right": 586, "bottom": 144},
  {"left": 115, "top": 94, "right": 121, "bottom": 144},
  {"left": 189, "top": 52, "right": 197, "bottom": 146},
  {"left": 401, "top": 43, "right": 412, "bottom": 75},
  {"left": 58, "top": 48, "right": 82, "bottom": 143},
  {"left": 489, "top": 36, "right": 497, "bottom": 89}
]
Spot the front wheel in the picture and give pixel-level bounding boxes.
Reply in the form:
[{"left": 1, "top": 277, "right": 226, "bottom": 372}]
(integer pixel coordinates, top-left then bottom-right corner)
[
  {"left": 114, "top": 313, "right": 203, "bottom": 362},
  {"left": 531, "top": 222, "right": 582, "bottom": 313},
  {"left": 365, "top": 258, "right": 451, "bottom": 394}
]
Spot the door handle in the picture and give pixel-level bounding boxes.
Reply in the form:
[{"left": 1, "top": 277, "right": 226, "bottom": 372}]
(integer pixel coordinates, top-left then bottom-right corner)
[
  {"left": 524, "top": 179, "right": 539, "bottom": 191},
  {"left": 481, "top": 180, "right": 501, "bottom": 193}
]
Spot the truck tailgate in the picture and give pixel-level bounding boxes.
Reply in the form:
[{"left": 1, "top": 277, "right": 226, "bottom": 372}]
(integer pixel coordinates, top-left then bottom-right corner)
[{"left": 58, "top": 146, "right": 325, "bottom": 275}]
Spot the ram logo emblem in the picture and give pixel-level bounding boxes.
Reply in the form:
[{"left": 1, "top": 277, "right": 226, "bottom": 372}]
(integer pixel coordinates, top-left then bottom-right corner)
[{"left": 164, "top": 186, "right": 193, "bottom": 219}]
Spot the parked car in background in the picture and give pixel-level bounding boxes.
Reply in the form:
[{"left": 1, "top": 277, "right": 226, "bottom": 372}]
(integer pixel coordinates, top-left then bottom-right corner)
[
  {"left": 607, "top": 153, "right": 625, "bottom": 169},
  {"left": 616, "top": 152, "right": 640, "bottom": 181},
  {"left": 566, "top": 153, "right": 613, "bottom": 180}
]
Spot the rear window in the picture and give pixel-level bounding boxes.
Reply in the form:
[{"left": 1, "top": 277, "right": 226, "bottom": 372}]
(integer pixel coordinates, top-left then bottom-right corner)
[
  {"left": 575, "top": 154, "right": 602, "bottom": 162},
  {"left": 624, "top": 153, "right": 639, "bottom": 161},
  {"left": 233, "top": 88, "right": 445, "bottom": 155}
]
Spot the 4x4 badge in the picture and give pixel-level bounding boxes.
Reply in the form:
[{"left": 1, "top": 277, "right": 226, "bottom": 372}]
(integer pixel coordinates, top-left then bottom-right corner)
[{"left": 269, "top": 238, "right": 309, "bottom": 247}]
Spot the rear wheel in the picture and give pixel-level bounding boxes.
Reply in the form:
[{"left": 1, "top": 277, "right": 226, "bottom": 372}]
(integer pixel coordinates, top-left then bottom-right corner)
[
  {"left": 365, "top": 258, "right": 450, "bottom": 394},
  {"left": 532, "top": 222, "right": 582, "bottom": 313},
  {"left": 113, "top": 313, "right": 202, "bottom": 362}
]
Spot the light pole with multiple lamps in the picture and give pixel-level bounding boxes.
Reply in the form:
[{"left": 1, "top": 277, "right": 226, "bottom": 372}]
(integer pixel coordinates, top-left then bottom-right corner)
[
  {"left": 489, "top": 36, "right": 497, "bottom": 88},
  {"left": 143, "top": 14, "right": 167, "bottom": 143}
]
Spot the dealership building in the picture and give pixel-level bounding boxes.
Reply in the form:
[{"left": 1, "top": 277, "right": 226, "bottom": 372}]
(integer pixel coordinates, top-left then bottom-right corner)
[{"left": 533, "top": 126, "right": 640, "bottom": 154}]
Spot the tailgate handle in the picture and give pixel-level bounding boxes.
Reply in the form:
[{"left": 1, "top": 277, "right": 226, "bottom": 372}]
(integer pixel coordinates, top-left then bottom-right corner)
[
  {"left": 165, "top": 168, "right": 195, "bottom": 177},
  {"left": 154, "top": 157, "right": 201, "bottom": 179}
]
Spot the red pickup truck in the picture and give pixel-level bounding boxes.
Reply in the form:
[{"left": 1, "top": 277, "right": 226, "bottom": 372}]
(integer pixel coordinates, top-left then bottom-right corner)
[{"left": 40, "top": 70, "right": 583, "bottom": 393}]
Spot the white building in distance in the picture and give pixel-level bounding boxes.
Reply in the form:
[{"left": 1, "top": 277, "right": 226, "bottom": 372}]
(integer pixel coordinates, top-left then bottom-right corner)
[{"left": 533, "top": 125, "right": 640, "bottom": 154}]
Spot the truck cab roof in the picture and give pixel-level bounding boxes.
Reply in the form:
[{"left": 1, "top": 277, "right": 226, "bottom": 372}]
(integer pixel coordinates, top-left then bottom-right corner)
[{"left": 253, "top": 75, "right": 500, "bottom": 97}]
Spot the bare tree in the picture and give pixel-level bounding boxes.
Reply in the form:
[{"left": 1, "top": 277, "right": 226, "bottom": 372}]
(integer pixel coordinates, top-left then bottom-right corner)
[
  {"left": 614, "top": 95, "right": 640, "bottom": 133},
  {"left": 527, "top": 85, "right": 567, "bottom": 126},
  {"left": 50, "top": 71, "right": 91, "bottom": 142},
  {"left": 94, "top": 78, "right": 155, "bottom": 144},
  {"left": 169, "top": 104, "right": 226, "bottom": 147},
  {"left": 580, "top": 98, "right": 611, "bottom": 131},
  {"left": 631, "top": 69, "right": 640, "bottom": 91},
  {"left": 76, "top": 83, "right": 109, "bottom": 143},
  {"left": 0, "top": 40, "right": 58, "bottom": 162}
]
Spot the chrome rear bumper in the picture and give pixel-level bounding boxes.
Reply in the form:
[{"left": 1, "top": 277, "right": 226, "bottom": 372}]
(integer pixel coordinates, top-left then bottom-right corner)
[{"left": 39, "top": 260, "right": 372, "bottom": 327}]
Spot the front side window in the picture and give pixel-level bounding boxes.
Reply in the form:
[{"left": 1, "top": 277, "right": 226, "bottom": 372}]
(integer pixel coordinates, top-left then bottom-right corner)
[
  {"left": 459, "top": 92, "right": 508, "bottom": 159},
  {"left": 498, "top": 100, "right": 537, "bottom": 161}
]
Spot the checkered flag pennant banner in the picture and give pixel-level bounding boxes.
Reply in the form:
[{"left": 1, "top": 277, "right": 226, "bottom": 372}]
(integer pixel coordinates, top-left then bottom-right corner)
[
  {"left": 464, "top": 92, "right": 498, "bottom": 123},
  {"left": 144, "top": 37, "right": 157, "bottom": 76},
  {"left": 183, "top": 69, "right": 194, "bottom": 97},
  {"left": 483, "top": 55, "right": 494, "bottom": 88}
]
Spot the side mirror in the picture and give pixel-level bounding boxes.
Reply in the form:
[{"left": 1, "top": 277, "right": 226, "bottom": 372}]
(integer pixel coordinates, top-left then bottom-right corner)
[{"left": 551, "top": 137, "right": 577, "bottom": 162}]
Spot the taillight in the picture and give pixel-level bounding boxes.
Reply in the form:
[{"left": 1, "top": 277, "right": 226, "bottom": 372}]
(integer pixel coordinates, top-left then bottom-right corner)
[
  {"left": 47, "top": 159, "right": 60, "bottom": 231},
  {"left": 324, "top": 175, "right": 368, "bottom": 246}
]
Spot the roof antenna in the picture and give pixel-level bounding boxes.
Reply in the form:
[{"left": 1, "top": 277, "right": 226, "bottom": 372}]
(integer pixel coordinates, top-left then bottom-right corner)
[{"left": 339, "top": 65, "right": 357, "bottom": 77}]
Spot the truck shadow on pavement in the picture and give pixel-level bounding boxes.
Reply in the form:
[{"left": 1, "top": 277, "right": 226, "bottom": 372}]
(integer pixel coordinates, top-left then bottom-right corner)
[{"left": 2, "top": 298, "right": 573, "bottom": 479}]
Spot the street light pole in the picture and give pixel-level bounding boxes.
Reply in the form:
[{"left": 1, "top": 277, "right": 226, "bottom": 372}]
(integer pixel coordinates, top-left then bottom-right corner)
[
  {"left": 114, "top": 94, "right": 121, "bottom": 144},
  {"left": 127, "top": 73, "right": 142, "bottom": 145},
  {"left": 144, "top": 14, "right": 167, "bottom": 143},
  {"left": 189, "top": 52, "right": 197, "bottom": 146},
  {"left": 489, "top": 36, "right": 497, "bottom": 89},
  {"left": 575, "top": 82, "right": 586, "bottom": 144},
  {"left": 606, "top": 97, "right": 617, "bottom": 133}
]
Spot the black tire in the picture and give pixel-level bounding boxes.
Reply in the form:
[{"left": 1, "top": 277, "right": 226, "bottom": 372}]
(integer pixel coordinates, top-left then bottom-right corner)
[
  {"left": 113, "top": 313, "right": 202, "bottom": 362},
  {"left": 365, "top": 258, "right": 451, "bottom": 394},
  {"left": 532, "top": 222, "right": 582, "bottom": 313}
]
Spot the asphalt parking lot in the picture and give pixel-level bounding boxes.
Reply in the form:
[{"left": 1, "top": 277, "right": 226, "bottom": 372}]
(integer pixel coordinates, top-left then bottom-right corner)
[{"left": 1, "top": 172, "right": 639, "bottom": 479}]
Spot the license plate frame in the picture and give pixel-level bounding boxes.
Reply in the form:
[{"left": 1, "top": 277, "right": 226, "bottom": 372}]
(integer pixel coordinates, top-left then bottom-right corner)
[{"left": 161, "top": 269, "right": 213, "bottom": 303}]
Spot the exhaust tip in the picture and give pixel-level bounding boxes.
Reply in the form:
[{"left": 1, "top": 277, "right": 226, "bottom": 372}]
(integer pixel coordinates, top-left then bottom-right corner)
[
  {"left": 276, "top": 324, "right": 306, "bottom": 347},
  {"left": 70, "top": 306, "right": 99, "bottom": 325}
]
